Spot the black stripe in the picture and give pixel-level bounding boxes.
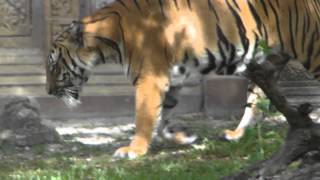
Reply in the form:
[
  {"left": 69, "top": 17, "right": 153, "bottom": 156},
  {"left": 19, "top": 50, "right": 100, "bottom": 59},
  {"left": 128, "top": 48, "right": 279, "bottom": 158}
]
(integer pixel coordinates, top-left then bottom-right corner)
[
  {"left": 95, "top": 37, "right": 123, "bottom": 65},
  {"left": 227, "top": 64, "right": 237, "bottom": 74},
  {"left": 314, "top": 25, "right": 320, "bottom": 42},
  {"left": 216, "top": 25, "right": 230, "bottom": 62},
  {"left": 208, "top": 0, "right": 219, "bottom": 22},
  {"left": 117, "top": 14, "right": 126, "bottom": 65},
  {"left": 314, "top": 24, "right": 320, "bottom": 58},
  {"left": 132, "top": 60, "right": 143, "bottom": 86},
  {"left": 268, "top": 0, "right": 284, "bottom": 51},
  {"left": 187, "top": 0, "right": 192, "bottom": 10},
  {"left": 65, "top": 49, "right": 84, "bottom": 74},
  {"left": 253, "top": 32, "right": 260, "bottom": 51},
  {"left": 226, "top": 0, "right": 249, "bottom": 59},
  {"left": 262, "top": 24, "right": 269, "bottom": 45},
  {"left": 304, "top": 31, "right": 317, "bottom": 70},
  {"left": 248, "top": 1, "right": 263, "bottom": 37},
  {"left": 158, "top": 0, "right": 165, "bottom": 17},
  {"left": 173, "top": 0, "right": 179, "bottom": 10},
  {"left": 315, "top": 44, "right": 320, "bottom": 59},
  {"left": 59, "top": 45, "right": 78, "bottom": 70},
  {"left": 183, "top": 52, "right": 189, "bottom": 64},
  {"left": 313, "top": 0, "right": 320, "bottom": 20},
  {"left": 126, "top": 48, "right": 133, "bottom": 79},
  {"left": 259, "top": 0, "right": 269, "bottom": 17},
  {"left": 229, "top": 43, "right": 236, "bottom": 64},
  {"left": 301, "top": 16, "right": 307, "bottom": 52},
  {"left": 96, "top": 48, "right": 106, "bottom": 64},
  {"left": 305, "top": 5, "right": 311, "bottom": 34},
  {"left": 201, "top": 49, "right": 216, "bottom": 74},
  {"left": 216, "top": 61, "right": 226, "bottom": 75},
  {"left": 115, "top": 0, "right": 129, "bottom": 11},
  {"left": 232, "top": 0, "right": 240, "bottom": 10},
  {"left": 288, "top": 8, "right": 297, "bottom": 58},
  {"left": 80, "top": 11, "right": 119, "bottom": 24},
  {"left": 79, "top": 69, "right": 86, "bottom": 81},
  {"left": 52, "top": 48, "right": 62, "bottom": 65},
  {"left": 60, "top": 56, "right": 80, "bottom": 78},
  {"left": 75, "top": 49, "right": 93, "bottom": 67},
  {"left": 294, "top": 0, "right": 299, "bottom": 35},
  {"left": 132, "top": 75, "right": 140, "bottom": 86},
  {"left": 133, "top": 0, "right": 142, "bottom": 12},
  {"left": 218, "top": 42, "right": 227, "bottom": 61},
  {"left": 216, "top": 25, "right": 230, "bottom": 48}
]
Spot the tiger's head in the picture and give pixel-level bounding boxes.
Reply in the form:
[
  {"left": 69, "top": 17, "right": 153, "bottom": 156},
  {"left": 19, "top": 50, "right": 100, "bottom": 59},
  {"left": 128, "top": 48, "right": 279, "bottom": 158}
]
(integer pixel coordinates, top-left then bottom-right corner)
[{"left": 46, "top": 22, "right": 104, "bottom": 108}]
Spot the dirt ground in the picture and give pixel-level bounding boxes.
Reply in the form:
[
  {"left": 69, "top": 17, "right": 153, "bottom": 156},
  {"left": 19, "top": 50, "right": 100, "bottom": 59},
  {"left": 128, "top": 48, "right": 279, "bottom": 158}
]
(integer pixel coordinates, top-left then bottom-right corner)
[
  {"left": 37, "top": 113, "right": 289, "bottom": 156},
  {"left": 0, "top": 113, "right": 244, "bottom": 160}
]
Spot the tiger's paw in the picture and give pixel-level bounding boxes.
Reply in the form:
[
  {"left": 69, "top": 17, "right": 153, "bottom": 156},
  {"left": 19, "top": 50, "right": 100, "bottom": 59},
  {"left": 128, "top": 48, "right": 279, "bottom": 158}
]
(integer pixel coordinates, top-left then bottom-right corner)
[
  {"left": 113, "top": 146, "right": 147, "bottom": 160},
  {"left": 224, "top": 128, "right": 245, "bottom": 141},
  {"left": 162, "top": 127, "right": 197, "bottom": 145}
]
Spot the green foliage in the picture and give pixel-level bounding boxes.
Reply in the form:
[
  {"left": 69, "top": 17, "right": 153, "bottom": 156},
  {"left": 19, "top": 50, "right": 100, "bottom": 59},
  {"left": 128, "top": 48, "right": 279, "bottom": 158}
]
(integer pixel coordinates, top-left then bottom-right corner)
[
  {"left": 256, "top": 97, "right": 280, "bottom": 117},
  {"left": 253, "top": 40, "right": 272, "bottom": 57},
  {"left": 0, "top": 125, "right": 286, "bottom": 180},
  {"left": 257, "top": 40, "right": 272, "bottom": 54}
]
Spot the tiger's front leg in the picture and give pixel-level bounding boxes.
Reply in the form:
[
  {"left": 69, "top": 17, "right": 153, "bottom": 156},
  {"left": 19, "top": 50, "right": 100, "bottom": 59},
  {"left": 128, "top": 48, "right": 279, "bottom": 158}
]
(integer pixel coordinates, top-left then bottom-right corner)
[{"left": 114, "top": 75, "right": 169, "bottom": 159}]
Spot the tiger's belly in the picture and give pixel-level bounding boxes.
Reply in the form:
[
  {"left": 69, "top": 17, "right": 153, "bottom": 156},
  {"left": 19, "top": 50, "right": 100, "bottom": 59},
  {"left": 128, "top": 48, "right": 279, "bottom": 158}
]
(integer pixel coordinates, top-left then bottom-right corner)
[{"left": 169, "top": 48, "right": 246, "bottom": 87}]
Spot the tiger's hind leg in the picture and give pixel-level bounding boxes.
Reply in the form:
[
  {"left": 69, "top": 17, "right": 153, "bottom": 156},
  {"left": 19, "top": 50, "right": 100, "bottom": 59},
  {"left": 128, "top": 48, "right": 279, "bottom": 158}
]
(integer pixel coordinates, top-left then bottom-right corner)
[
  {"left": 157, "top": 85, "right": 198, "bottom": 145},
  {"left": 224, "top": 53, "right": 288, "bottom": 141},
  {"left": 224, "top": 84, "right": 262, "bottom": 141}
]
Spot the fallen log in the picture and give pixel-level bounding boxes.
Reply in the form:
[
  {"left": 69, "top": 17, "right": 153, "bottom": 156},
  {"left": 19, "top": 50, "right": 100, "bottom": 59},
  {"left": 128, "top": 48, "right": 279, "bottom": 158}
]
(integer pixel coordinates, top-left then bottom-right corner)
[{"left": 223, "top": 54, "right": 320, "bottom": 180}]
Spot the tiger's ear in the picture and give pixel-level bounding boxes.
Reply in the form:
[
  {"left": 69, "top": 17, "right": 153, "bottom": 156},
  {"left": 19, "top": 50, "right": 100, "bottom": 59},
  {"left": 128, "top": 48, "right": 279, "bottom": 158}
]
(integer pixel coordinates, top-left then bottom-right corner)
[
  {"left": 70, "top": 21, "right": 81, "bottom": 36},
  {"left": 76, "top": 47, "right": 104, "bottom": 68},
  {"left": 68, "top": 21, "right": 83, "bottom": 45}
]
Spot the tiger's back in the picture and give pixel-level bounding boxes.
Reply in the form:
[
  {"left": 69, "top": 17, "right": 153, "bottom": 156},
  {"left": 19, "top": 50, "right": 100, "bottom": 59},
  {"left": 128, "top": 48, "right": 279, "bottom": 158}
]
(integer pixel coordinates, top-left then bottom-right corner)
[{"left": 81, "top": 0, "right": 320, "bottom": 81}]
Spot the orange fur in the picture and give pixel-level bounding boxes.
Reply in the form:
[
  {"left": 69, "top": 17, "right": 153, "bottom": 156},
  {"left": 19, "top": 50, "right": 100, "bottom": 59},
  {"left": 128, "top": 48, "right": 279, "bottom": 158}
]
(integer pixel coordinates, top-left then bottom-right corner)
[
  {"left": 224, "top": 128, "right": 245, "bottom": 140},
  {"left": 174, "top": 132, "right": 189, "bottom": 144}
]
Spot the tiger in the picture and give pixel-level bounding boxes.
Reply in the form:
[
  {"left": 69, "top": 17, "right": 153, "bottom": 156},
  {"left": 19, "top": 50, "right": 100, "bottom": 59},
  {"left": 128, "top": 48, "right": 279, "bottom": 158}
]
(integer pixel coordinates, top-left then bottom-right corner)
[{"left": 46, "top": 0, "right": 320, "bottom": 159}]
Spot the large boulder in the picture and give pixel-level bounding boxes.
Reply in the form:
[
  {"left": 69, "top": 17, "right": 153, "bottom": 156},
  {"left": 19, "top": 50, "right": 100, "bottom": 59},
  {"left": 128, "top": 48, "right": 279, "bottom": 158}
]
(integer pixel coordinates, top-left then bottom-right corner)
[{"left": 0, "top": 97, "right": 60, "bottom": 146}]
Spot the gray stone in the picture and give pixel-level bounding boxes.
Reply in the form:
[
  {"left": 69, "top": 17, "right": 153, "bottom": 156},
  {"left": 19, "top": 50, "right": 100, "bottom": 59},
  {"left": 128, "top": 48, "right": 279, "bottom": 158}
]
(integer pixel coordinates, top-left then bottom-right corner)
[
  {"left": 0, "top": 96, "right": 60, "bottom": 146},
  {"left": 279, "top": 61, "right": 314, "bottom": 81},
  {"left": 203, "top": 75, "right": 248, "bottom": 118}
]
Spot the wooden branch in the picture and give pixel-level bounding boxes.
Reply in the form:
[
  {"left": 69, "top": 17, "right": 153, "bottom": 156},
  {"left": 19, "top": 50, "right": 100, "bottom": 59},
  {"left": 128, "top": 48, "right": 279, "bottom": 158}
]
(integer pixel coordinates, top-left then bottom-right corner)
[
  {"left": 223, "top": 54, "right": 320, "bottom": 179},
  {"left": 246, "top": 55, "right": 313, "bottom": 128}
]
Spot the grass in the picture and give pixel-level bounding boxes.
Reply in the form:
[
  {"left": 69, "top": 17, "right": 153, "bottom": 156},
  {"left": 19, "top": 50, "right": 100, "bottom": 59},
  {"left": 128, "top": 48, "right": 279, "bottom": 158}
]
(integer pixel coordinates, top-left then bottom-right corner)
[{"left": 0, "top": 122, "right": 287, "bottom": 180}]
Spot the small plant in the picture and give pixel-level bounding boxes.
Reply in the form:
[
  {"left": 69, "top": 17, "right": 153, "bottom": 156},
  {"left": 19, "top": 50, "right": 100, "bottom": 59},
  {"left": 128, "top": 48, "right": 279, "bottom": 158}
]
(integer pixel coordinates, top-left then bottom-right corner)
[
  {"left": 252, "top": 40, "right": 272, "bottom": 58},
  {"left": 256, "top": 40, "right": 272, "bottom": 54},
  {"left": 256, "top": 97, "right": 280, "bottom": 117}
]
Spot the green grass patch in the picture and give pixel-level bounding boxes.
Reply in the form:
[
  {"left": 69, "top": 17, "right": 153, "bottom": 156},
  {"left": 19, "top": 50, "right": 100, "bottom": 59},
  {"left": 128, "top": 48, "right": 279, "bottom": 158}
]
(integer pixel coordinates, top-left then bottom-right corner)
[{"left": 0, "top": 124, "right": 287, "bottom": 180}]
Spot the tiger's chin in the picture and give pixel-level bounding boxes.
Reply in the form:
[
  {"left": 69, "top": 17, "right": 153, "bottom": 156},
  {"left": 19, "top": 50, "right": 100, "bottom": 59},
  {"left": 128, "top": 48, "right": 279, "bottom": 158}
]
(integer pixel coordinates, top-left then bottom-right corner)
[
  {"left": 59, "top": 87, "right": 82, "bottom": 108},
  {"left": 61, "top": 94, "right": 81, "bottom": 108}
]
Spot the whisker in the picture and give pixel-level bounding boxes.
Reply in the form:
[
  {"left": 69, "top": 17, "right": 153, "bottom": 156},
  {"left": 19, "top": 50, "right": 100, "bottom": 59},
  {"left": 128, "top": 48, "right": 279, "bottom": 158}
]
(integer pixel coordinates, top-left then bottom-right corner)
[{"left": 60, "top": 88, "right": 81, "bottom": 108}]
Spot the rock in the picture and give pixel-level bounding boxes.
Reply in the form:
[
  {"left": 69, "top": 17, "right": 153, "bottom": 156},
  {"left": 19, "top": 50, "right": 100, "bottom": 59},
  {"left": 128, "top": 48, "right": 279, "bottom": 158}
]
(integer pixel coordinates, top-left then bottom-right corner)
[
  {"left": 271, "top": 151, "right": 320, "bottom": 180},
  {"left": 279, "top": 61, "right": 314, "bottom": 81},
  {"left": 0, "top": 96, "right": 60, "bottom": 146}
]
